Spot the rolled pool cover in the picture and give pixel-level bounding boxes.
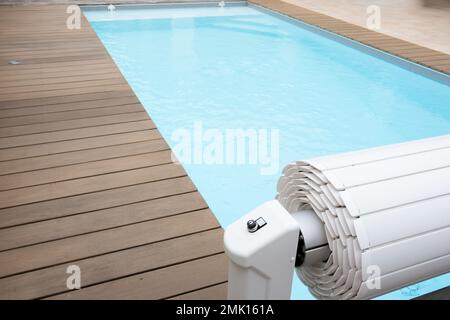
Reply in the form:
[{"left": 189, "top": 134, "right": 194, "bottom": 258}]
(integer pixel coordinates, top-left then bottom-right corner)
[{"left": 277, "top": 134, "right": 450, "bottom": 299}]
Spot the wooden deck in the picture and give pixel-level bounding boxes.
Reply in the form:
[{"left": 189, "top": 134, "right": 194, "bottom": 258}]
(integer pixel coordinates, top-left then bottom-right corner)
[
  {"left": 0, "top": 4, "right": 227, "bottom": 299},
  {"left": 0, "top": 0, "right": 448, "bottom": 300}
]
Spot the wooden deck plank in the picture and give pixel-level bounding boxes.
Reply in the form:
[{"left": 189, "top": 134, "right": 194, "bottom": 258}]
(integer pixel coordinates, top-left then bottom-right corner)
[
  {"left": 0, "top": 64, "right": 115, "bottom": 78},
  {"left": 0, "top": 50, "right": 110, "bottom": 62},
  {"left": 0, "top": 61, "right": 114, "bottom": 75},
  {"left": 0, "top": 72, "right": 125, "bottom": 88},
  {"left": 0, "top": 55, "right": 110, "bottom": 70},
  {"left": 0, "top": 97, "right": 139, "bottom": 118},
  {"left": 0, "top": 84, "right": 133, "bottom": 101},
  {"left": 0, "top": 130, "right": 160, "bottom": 161},
  {"left": 0, "top": 150, "right": 173, "bottom": 191},
  {"left": 0, "top": 112, "right": 149, "bottom": 137},
  {"left": 0, "top": 139, "right": 169, "bottom": 175},
  {"left": 0, "top": 163, "right": 185, "bottom": 208},
  {"left": 0, "top": 120, "right": 155, "bottom": 148},
  {"left": 0, "top": 78, "right": 127, "bottom": 95},
  {"left": 0, "top": 41, "right": 103, "bottom": 50},
  {"left": 0, "top": 104, "right": 143, "bottom": 126},
  {"left": 0, "top": 90, "right": 134, "bottom": 108},
  {"left": 0, "top": 176, "right": 197, "bottom": 228}
]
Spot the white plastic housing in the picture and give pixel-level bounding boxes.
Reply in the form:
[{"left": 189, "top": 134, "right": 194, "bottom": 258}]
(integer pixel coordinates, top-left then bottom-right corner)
[{"left": 224, "top": 200, "right": 300, "bottom": 299}]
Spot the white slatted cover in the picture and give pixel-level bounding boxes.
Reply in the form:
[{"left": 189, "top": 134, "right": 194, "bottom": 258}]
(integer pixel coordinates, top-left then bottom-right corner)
[{"left": 277, "top": 134, "right": 450, "bottom": 299}]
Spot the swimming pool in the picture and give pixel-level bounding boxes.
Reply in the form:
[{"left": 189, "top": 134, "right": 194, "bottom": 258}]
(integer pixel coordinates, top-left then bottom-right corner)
[{"left": 83, "top": 3, "right": 450, "bottom": 299}]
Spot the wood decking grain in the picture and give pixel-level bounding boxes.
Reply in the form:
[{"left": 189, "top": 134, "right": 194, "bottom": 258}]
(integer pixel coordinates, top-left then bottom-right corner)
[{"left": 0, "top": 4, "right": 226, "bottom": 300}]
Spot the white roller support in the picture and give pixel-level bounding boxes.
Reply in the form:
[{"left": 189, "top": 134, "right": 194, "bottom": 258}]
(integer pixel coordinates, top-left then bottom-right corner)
[
  {"left": 224, "top": 201, "right": 301, "bottom": 299},
  {"left": 277, "top": 134, "right": 450, "bottom": 299}
]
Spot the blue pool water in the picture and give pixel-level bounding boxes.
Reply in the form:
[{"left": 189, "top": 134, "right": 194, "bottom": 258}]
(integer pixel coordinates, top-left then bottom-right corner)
[{"left": 84, "top": 4, "right": 450, "bottom": 299}]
